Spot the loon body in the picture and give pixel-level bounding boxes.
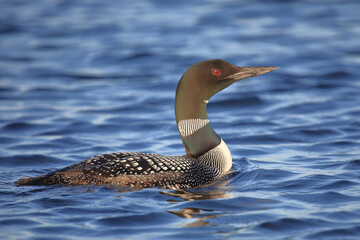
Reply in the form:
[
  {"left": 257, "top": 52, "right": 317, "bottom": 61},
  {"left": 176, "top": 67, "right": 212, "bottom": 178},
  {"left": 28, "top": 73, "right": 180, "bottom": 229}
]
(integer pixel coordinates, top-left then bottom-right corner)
[{"left": 16, "top": 59, "right": 278, "bottom": 189}]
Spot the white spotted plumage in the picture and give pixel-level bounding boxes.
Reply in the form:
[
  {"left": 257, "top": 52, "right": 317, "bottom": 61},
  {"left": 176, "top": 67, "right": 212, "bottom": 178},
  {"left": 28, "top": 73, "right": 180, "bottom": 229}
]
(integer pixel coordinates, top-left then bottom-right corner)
[{"left": 18, "top": 137, "right": 232, "bottom": 189}]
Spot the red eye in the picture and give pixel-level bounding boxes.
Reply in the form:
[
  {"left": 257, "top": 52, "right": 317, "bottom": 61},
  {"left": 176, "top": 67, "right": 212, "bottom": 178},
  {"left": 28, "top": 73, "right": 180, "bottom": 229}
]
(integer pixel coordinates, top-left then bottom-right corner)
[{"left": 212, "top": 69, "right": 221, "bottom": 76}]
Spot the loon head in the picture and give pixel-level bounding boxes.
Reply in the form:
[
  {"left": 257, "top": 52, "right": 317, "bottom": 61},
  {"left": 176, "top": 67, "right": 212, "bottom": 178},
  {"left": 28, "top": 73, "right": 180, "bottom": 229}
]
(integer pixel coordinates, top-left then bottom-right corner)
[
  {"left": 175, "top": 59, "right": 279, "bottom": 121},
  {"left": 175, "top": 59, "right": 279, "bottom": 157}
]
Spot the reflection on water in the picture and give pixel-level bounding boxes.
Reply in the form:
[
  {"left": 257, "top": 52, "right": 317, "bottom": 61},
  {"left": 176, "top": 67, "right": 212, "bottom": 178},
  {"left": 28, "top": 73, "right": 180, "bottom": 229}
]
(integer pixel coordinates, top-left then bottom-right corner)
[
  {"left": 164, "top": 188, "right": 234, "bottom": 228},
  {"left": 169, "top": 208, "right": 215, "bottom": 227},
  {"left": 161, "top": 180, "right": 234, "bottom": 202}
]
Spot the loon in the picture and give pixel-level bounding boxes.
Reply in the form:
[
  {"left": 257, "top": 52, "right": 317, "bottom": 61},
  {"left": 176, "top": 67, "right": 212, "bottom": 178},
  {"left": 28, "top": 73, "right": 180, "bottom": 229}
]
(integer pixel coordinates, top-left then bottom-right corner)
[{"left": 15, "top": 59, "right": 278, "bottom": 189}]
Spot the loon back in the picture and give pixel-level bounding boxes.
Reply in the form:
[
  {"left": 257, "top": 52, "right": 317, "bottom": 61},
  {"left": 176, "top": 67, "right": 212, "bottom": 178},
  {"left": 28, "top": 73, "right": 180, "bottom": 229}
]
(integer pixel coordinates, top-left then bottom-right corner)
[
  {"left": 15, "top": 140, "right": 231, "bottom": 189},
  {"left": 15, "top": 59, "right": 278, "bottom": 189}
]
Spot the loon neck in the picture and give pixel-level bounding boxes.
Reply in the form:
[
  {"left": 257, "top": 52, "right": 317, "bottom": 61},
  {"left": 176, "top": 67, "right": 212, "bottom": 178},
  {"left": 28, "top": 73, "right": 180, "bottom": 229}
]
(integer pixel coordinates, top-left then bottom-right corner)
[{"left": 175, "top": 81, "right": 220, "bottom": 157}]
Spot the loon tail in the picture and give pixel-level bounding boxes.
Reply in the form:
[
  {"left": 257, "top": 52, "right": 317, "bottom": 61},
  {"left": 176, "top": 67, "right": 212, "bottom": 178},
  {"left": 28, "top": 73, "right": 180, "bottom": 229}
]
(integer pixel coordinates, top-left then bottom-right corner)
[{"left": 15, "top": 175, "right": 49, "bottom": 186}]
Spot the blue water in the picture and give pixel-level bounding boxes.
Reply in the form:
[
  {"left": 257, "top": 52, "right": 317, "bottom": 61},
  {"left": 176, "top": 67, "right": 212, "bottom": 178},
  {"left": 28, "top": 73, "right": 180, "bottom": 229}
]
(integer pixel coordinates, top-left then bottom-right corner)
[{"left": 1, "top": 0, "right": 360, "bottom": 239}]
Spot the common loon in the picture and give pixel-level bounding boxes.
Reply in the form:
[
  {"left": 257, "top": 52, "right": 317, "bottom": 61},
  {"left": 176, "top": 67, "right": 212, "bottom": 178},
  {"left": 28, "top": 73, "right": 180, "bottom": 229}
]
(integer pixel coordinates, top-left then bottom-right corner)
[{"left": 16, "top": 59, "right": 278, "bottom": 189}]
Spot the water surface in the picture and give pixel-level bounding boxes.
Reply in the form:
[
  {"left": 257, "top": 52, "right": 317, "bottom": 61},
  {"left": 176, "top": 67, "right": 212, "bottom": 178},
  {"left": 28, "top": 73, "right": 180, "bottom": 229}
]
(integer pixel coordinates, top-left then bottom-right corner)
[{"left": 1, "top": 0, "right": 360, "bottom": 239}]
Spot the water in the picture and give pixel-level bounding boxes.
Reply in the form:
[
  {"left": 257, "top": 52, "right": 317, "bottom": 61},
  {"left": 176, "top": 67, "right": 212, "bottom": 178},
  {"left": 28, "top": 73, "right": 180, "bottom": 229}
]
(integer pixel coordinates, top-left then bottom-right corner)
[{"left": 1, "top": 0, "right": 360, "bottom": 239}]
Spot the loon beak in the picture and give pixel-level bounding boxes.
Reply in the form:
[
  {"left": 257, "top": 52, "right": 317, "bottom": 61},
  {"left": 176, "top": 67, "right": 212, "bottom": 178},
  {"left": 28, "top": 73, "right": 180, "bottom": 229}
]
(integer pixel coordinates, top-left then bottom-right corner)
[{"left": 226, "top": 66, "right": 279, "bottom": 83}]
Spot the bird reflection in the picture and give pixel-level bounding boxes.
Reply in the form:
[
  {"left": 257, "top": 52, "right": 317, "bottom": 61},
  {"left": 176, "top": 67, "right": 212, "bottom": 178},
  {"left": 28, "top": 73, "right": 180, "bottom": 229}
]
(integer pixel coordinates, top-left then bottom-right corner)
[
  {"left": 159, "top": 177, "right": 233, "bottom": 202},
  {"left": 159, "top": 178, "right": 234, "bottom": 227},
  {"left": 168, "top": 208, "right": 216, "bottom": 227}
]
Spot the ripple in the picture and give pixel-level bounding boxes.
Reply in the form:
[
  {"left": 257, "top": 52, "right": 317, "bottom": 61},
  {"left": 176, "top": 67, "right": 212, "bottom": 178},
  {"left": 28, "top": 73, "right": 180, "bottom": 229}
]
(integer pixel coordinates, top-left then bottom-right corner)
[
  {"left": 0, "top": 218, "right": 40, "bottom": 227},
  {"left": 2, "top": 122, "right": 45, "bottom": 131},
  {"left": 315, "top": 180, "right": 358, "bottom": 190},
  {"left": 305, "top": 226, "right": 360, "bottom": 240},
  {"left": 0, "top": 154, "right": 63, "bottom": 167},
  {"left": 343, "top": 159, "right": 360, "bottom": 170},
  {"left": 285, "top": 191, "right": 360, "bottom": 205},
  {"left": 96, "top": 211, "right": 177, "bottom": 228},
  {"left": 257, "top": 217, "right": 332, "bottom": 234}
]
